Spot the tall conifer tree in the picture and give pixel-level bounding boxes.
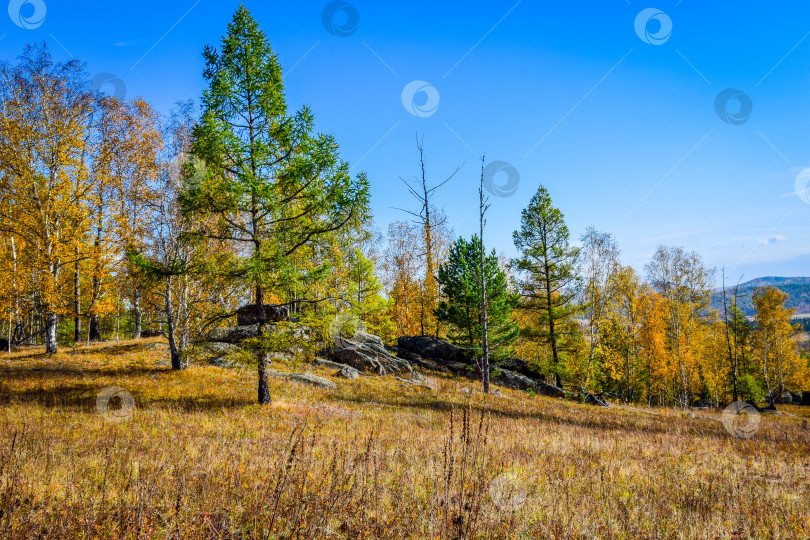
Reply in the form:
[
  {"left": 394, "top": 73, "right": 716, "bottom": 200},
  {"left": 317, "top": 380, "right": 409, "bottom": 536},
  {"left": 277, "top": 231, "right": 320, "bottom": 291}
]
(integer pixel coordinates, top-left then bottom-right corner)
[{"left": 181, "top": 7, "right": 369, "bottom": 404}]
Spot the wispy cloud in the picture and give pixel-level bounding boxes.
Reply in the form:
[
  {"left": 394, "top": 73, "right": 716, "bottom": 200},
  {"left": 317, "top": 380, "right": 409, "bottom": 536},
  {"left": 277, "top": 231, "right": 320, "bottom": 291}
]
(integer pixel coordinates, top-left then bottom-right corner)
[{"left": 757, "top": 235, "right": 787, "bottom": 246}]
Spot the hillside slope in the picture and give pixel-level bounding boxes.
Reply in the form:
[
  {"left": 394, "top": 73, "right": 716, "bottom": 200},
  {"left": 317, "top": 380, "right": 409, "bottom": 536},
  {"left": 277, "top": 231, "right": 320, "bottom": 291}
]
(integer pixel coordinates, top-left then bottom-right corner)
[
  {"left": 711, "top": 276, "right": 810, "bottom": 316},
  {"left": 0, "top": 339, "right": 808, "bottom": 538}
]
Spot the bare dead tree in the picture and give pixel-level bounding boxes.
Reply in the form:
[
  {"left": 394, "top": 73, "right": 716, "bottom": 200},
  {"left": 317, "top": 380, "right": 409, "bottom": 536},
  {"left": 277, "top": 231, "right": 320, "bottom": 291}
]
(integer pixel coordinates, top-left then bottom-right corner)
[
  {"left": 478, "top": 156, "right": 491, "bottom": 394},
  {"left": 393, "top": 135, "right": 462, "bottom": 336}
]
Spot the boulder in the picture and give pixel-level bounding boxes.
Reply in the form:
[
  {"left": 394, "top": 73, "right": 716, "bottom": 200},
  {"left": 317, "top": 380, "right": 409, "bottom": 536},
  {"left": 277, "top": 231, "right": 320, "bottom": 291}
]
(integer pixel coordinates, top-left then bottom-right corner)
[
  {"left": 266, "top": 370, "right": 337, "bottom": 389},
  {"left": 774, "top": 391, "right": 793, "bottom": 404},
  {"left": 236, "top": 303, "right": 289, "bottom": 326},
  {"left": 390, "top": 345, "right": 477, "bottom": 378},
  {"left": 396, "top": 336, "right": 475, "bottom": 364},
  {"left": 199, "top": 342, "right": 239, "bottom": 358},
  {"left": 209, "top": 357, "right": 239, "bottom": 369},
  {"left": 328, "top": 332, "right": 412, "bottom": 375},
  {"left": 497, "top": 357, "right": 541, "bottom": 378},
  {"left": 393, "top": 340, "right": 564, "bottom": 397},
  {"left": 395, "top": 373, "right": 436, "bottom": 391},
  {"left": 207, "top": 323, "right": 311, "bottom": 344},
  {"left": 342, "top": 331, "right": 381, "bottom": 345},
  {"left": 140, "top": 329, "right": 164, "bottom": 338},
  {"left": 491, "top": 368, "right": 565, "bottom": 398},
  {"left": 313, "top": 357, "right": 347, "bottom": 371},
  {"left": 388, "top": 346, "right": 453, "bottom": 374},
  {"left": 336, "top": 365, "right": 361, "bottom": 379},
  {"left": 289, "top": 372, "right": 337, "bottom": 389},
  {"left": 534, "top": 382, "right": 566, "bottom": 399},
  {"left": 331, "top": 345, "right": 412, "bottom": 376},
  {"left": 208, "top": 324, "right": 260, "bottom": 343},
  {"left": 691, "top": 398, "right": 714, "bottom": 409},
  {"left": 490, "top": 368, "right": 533, "bottom": 391},
  {"left": 583, "top": 393, "right": 610, "bottom": 408},
  {"left": 405, "top": 371, "right": 436, "bottom": 390},
  {"left": 332, "top": 330, "right": 382, "bottom": 350}
]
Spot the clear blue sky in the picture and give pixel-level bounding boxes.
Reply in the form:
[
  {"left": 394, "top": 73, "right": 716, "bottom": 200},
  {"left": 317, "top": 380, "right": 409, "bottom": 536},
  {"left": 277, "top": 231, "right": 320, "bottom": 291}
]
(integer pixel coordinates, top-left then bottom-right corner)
[{"left": 3, "top": 0, "right": 809, "bottom": 284}]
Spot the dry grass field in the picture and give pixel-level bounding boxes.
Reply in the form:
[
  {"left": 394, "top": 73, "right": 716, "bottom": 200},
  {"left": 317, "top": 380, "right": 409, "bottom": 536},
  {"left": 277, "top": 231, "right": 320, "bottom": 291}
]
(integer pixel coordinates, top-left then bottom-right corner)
[{"left": 0, "top": 339, "right": 808, "bottom": 539}]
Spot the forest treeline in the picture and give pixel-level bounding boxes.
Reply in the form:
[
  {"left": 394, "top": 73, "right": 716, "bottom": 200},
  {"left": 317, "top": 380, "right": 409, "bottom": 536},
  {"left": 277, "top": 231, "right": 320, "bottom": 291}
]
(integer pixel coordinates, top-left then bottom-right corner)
[{"left": 0, "top": 7, "right": 807, "bottom": 406}]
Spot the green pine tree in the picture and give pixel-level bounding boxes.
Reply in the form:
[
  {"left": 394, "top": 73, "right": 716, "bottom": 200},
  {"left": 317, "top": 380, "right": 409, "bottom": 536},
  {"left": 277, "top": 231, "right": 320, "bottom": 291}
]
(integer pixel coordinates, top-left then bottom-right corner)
[
  {"left": 435, "top": 235, "right": 518, "bottom": 360},
  {"left": 180, "top": 6, "right": 370, "bottom": 404},
  {"left": 512, "top": 185, "right": 580, "bottom": 389}
]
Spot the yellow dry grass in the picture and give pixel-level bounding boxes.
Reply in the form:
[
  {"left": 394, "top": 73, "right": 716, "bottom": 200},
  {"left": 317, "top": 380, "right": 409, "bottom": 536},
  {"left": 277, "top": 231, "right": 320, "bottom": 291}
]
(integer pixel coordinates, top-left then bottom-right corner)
[{"left": 0, "top": 339, "right": 808, "bottom": 539}]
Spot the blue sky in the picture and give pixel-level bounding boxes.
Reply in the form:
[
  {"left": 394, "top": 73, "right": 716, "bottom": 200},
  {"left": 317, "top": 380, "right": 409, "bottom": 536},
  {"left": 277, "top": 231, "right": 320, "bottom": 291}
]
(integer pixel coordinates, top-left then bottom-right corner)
[{"left": 2, "top": 0, "right": 810, "bottom": 284}]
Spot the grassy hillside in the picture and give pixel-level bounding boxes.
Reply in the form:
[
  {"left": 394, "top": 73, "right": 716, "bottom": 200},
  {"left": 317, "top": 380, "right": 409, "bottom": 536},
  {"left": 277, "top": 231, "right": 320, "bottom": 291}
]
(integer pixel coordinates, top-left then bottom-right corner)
[
  {"left": 1, "top": 339, "right": 809, "bottom": 539},
  {"left": 712, "top": 276, "right": 810, "bottom": 317}
]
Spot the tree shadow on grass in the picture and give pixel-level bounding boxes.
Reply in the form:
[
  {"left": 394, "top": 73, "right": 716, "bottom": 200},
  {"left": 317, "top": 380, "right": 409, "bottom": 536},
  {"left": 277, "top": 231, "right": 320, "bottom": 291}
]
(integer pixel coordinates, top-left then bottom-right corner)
[
  {"left": 1, "top": 364, "right": 168, "bottom": 378},
  {"left": 0, "top": 364, "right": 257, "bottom": 412},
  {"left": 1, "top": 341, "right": 167, "bottom": 361},
  {"left": 0, "top": 382, "right": 257, "bottom": 412},
  {"left": 329, "top": 393, "right": 738, "bottom": 441}
]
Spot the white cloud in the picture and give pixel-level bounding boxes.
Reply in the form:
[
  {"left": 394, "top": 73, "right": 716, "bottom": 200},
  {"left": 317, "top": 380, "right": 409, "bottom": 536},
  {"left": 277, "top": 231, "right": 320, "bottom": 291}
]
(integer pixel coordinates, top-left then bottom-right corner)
[{"left": 757, "top": 235, "right": 787, "bottom": 246}]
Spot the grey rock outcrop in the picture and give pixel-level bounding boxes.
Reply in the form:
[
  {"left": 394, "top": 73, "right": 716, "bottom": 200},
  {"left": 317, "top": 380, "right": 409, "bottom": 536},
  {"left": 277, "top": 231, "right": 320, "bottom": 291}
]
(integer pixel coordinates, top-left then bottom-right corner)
[
  {"left": 336, "top": 365, "right": 361, "bottom": 379},
  {"left": 396, "top": 335, "right": 475, "bottom": 364},
  {"left": 388, "top": 344, "right": 477, "bottom": 379},
  {"left": 492, "top": 368, "right": 565, "bottom": 398},
  {"left": 210, "top": 357, "right": 239, "bottom": 369},
  {"left": 236, "top": 303, "right": 289, "bottom": 326},
  {"left": 202, "top": 340, "right": 240, "bottom": 368},
  {"left": 497, "top": 357, "right": 541, "bottom": 379},
  {"left": 207, "top": 324, "right": 261, "bottom": 343},
  {"left": 313, "top": 357, "right": 348, "bottom": 370},
  {"left": 266, "top": 370, "right": 337, "bottom": 389},
  {"left": 691, "top": 398, "right": 714, "bottom": 409},
  {"left": 207, "top": 323, "right": 311, "bottom": 344},
  {"left": 330, "top": 332, "right": 412, "bottom": 376},
  {"left": 583, "top": 393, "right": 610, "bottom": 408},
  {"left": 395, "top": 371, "right": 436, "bottom": 390},
  {"left": 288, "top": 372, "right": 337, "bottom": 389},
  {"left": 199, "top": 342, "right": 239, "bottom": 358},
  {"left": 331, "top": 345, "right": 412, "bottom": 376}
]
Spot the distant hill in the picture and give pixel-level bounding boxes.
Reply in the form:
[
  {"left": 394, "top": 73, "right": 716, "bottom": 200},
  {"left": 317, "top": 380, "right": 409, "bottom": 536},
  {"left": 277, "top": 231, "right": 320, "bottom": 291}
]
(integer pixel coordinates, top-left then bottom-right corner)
[{"left": 711, "top": 276, "right": 810, "bottom": 317}]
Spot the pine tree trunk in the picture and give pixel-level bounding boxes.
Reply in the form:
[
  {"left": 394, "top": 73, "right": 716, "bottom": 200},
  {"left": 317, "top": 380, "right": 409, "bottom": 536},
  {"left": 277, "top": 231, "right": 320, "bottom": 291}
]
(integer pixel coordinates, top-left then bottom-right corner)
[
  {"left": 540, "top": 226, "right": 563, "bottom": 390},
  {"left": 256, "top": 285, "right": 271, "bottom": 404},
  {"left": 546, "top": 268, "right": 562, "bottom": 389}
]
